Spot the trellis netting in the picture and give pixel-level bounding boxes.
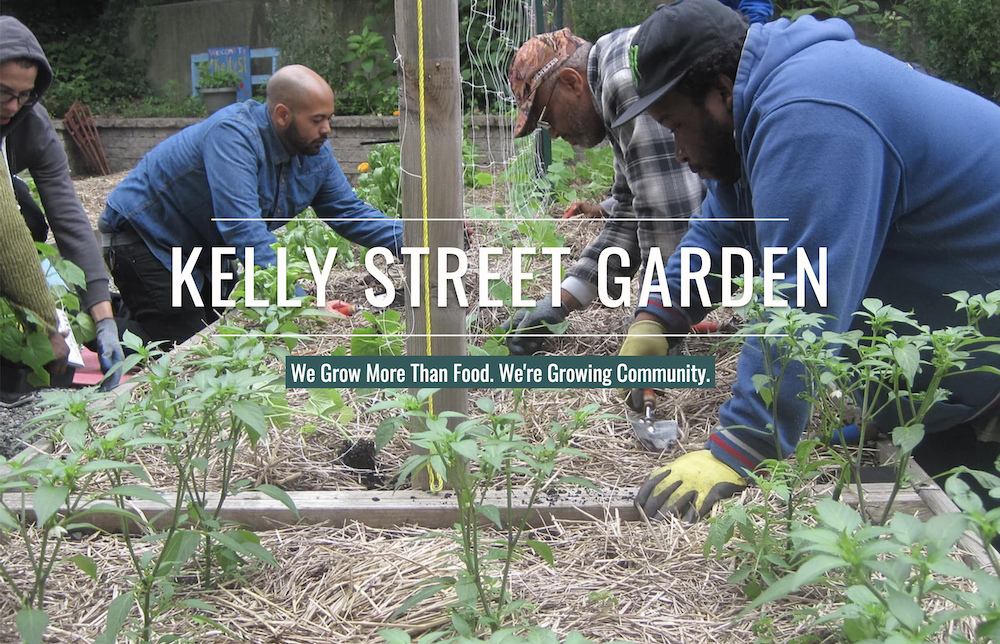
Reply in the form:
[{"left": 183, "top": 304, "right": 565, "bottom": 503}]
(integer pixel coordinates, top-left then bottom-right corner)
[{"left": 392, "top": 0, "right": 551, "bottom": 223}]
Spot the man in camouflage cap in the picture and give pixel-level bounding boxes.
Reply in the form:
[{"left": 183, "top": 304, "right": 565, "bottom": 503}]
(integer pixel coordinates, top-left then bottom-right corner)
[
  {"left": 502, "top": 0, "right": 772, "bottom": 358},
  {"left": 503, "top": 25, "right": 704, "bottom": 357}
]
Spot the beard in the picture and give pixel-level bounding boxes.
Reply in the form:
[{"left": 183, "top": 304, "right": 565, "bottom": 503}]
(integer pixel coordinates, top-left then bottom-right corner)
[
  {"left": 694, "top": 112, "right": 743, "bottom": 185},
  {"left": 287, "top": 119, "right": 327, "bottom": 156},
  {"left": 558, "top": 105, "right": 606, "bottom": 149}
]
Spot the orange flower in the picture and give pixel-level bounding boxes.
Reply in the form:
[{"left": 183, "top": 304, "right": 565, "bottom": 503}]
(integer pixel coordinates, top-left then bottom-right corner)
[
  {"left": 358, "top": 162, "right": 371, "bottom": 173},
  {"left": 393, "top": 110, "right": 400, "bottom": 116}
]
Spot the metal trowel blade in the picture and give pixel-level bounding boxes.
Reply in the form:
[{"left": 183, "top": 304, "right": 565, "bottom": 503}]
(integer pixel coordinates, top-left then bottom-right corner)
[{"left": 630, "top": 417, "right": 681, "bottom": 452}]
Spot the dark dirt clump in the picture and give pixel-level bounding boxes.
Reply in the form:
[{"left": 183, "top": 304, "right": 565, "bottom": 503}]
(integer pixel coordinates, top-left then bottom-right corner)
[{"left": 338, "top": 438, "right": 384, "bottom": 488}]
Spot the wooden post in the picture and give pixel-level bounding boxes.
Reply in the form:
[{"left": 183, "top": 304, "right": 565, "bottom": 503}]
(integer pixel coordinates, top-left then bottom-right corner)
[{"left": 395, "top": 0, "right": 468, "bottom": 489}]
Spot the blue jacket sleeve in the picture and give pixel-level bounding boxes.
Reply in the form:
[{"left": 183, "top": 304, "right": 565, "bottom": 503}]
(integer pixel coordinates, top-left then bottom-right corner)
[
  {"left": 709, "top": 102, "right": 901, "bottom": 474},
  {"left": 311, "top": 159, "right": 403, "bottom": 259},
  {"left": 636, "top": 193, "right": 749, "bottom": 332},
  {"left": 201, "top": 120, "right": 280, "bottom": 267}
]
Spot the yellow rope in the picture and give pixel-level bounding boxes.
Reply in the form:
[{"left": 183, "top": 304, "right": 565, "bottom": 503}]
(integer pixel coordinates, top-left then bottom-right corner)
[
  {"left": 417, "top": 0, "right": 442, "bottom": 494},
  {"left": 425, "top": 462, "right": 444, "bottom": 493},
  {"left": 417, "top": 0, "right": 434, "bottom": 419}
]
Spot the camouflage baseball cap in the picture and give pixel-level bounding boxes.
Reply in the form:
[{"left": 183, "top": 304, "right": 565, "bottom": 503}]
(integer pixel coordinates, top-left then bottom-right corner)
[{"left": 509, "top": 28, "right": 586, "bottom": 138}]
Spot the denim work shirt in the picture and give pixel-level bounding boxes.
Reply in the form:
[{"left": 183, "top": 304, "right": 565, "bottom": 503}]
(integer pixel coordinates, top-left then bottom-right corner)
[{"left": 99, "top": 100, "right": 403, "bottom": 288}]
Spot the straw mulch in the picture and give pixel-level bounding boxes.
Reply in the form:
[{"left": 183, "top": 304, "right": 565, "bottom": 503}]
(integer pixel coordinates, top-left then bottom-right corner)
[{"left": 1, "top": 182, "right": 935, "bottom": 643}]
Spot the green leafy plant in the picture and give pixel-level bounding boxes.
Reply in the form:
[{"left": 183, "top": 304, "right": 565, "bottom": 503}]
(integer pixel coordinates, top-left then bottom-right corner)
[
  {"left": 338, "top": 17, "right": 398, "bottom": 116},
  {"left": 464, "top": 137, "right": 493, "bottom": 189},
  {"left": 0, "top": 389, "right": 153, "bottom": 644},
  {"left": 458, "top": 0, "right": 531, "bottom": 115},
  {"left": 279, "top": 208, "right": 358, "bottom": 267},
  {"left": 64, "top": 333, "right": 293, "bottom": 643},
  {"left": 0, "top": 244, "right": 93, "bottom": 388},
  {"left": 196, "top": 62, "right": 241, "bottom": 90},
  {"left": 743, "top": 498, "right": 1000, "bottom": 642},
  {"left": 706, "top": 439, "right": 836, "bottom": 600},
  {"left": 544, "top": 139, "right": 615, "bottom": 205},
  {"left": 351, "top": 310, "right": 405, "bottom": 357},
  {"left": 356, "top": 143, "right": 402, "bottom": 219},
  {"left": 375, "top": 392, "right": 607, "bottom": 641},
  {"left": 707, "top": 288, "right": 1000, "bottom": 640}
]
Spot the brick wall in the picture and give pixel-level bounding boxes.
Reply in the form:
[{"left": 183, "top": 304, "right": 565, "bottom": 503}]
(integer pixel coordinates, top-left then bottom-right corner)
[{"left": 53, "top": 114, "right": 512, "bottom": 185}]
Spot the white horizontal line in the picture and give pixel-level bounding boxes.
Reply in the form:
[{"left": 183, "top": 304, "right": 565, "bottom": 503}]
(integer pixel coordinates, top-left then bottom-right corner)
[
  {"left": 210, "top": 217, "right": 787, "bottom": 222},
  {"left": 211, "top": 333, "right": 784, "bottom": 338}
]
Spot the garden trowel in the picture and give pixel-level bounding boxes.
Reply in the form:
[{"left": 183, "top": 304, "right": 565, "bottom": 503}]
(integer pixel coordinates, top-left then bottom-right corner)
[{"left": 630, "top": 388, "right": 681, "bottom": 452}]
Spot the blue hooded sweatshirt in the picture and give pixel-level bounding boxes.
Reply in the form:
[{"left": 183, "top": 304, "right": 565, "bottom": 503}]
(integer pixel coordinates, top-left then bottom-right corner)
[{"left": 642, "top": 17, "right": 1000, "bottom": 474}]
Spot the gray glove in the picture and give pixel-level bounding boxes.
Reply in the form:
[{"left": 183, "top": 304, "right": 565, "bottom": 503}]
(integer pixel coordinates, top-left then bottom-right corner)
[
  {"left": 95, "top": 318, "right": 124, "bottom": 392},
  {"left": 502, "top": 294, "right": 569, "bottom": 356}
]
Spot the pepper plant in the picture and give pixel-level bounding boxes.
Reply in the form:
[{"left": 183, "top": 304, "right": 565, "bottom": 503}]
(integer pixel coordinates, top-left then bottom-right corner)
[
  {"left": 374, "top": 390, "right": 615, "bottom": 642},
  {"left": 707, "top": 287, "right": 1000, "bottom": 640}
]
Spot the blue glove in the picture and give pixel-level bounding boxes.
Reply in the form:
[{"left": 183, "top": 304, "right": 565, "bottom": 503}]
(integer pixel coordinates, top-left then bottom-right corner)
[
  {"left": 95, "top": 318, "right": 124, "bottom": 392},
  {"left": 502, "top": 294, "right": 569, "bottom": 356}
]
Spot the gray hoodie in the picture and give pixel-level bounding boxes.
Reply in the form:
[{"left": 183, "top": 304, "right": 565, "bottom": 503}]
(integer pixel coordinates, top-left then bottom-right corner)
[{"left": 0, "top": 15, "right": 110, "bottom": 309}]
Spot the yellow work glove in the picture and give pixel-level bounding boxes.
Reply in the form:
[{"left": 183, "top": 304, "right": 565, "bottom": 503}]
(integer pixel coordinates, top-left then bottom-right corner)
[
  {"left": 618, "top": 319, "right": 671, "bottom": 411},
  {"left": 635, "top": 450, "right": 746, "bottom": 522}
]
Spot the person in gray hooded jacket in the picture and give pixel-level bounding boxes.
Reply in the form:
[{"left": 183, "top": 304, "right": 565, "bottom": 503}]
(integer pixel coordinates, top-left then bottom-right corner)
[{"left": 0, "top": 15, "right": 123, "bottom": 390}]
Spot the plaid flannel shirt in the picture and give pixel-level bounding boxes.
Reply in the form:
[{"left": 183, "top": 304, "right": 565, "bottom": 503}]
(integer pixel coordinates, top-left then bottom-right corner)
[{"left": 563, "top": 25, "right": 705, "bottom": 304}]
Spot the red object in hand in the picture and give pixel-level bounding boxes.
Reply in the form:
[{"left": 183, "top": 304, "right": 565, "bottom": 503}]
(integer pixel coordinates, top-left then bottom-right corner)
[
  {"left": 325, "top": 299, "right": 357, "bottom": 317},
  {"left": 690, "top": 321, "right": 720, "bottom": 334}
]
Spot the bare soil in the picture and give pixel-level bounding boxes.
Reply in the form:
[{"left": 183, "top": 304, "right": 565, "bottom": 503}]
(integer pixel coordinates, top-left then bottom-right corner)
[{"left": 74, "top": 170, "right": 130, "bottom": 227}]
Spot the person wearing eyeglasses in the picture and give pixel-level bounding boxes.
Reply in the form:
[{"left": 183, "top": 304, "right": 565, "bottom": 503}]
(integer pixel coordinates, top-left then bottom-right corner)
[
  {"left": 502, "top": 0, "right": 772, "bottom": 358},
  {"left": 0, "top": 16, "right": 124, "bottom": 392}
]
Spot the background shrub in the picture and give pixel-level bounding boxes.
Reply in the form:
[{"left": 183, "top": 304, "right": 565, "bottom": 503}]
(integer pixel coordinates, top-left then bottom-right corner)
[
  {"left": 3, "top": 0, "right": 153, "bottom": 117},
  {"left": 907, "top": 0, "right": 1000, "bottom": 103},
  {"left": 565, "top": 0, "right": 660, "bottom": 43}
]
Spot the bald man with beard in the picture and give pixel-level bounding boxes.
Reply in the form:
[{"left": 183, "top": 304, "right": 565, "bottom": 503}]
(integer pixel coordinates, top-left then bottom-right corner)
[{"left": 99, "top": 65, "right": 403, "bottom": 345}]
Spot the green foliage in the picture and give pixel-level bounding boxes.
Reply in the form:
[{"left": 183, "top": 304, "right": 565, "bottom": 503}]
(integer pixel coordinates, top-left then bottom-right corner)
[
  {"left": 0, "top": 325, "right": 300, "bottom": 643},
  {"left": 567, "top": 0, "right": 660, "bottom": 43},
  {"left": 279, "top": 208, "right": 358, "bottom": 267},
  {"left": 356, "top": 143, "right": 402, "bottom": 219},
  {"left": 374, "top": 392, "right": 604, "bottom": 640},
  {"left": 6, "top": 0, "right": 153, "bottom": 117},
  {"left": 268, "top": 1, "right": 398, "bottom": 115},
  {"left": 351, "top": 310, "right": 405, "bottom": 357},
  {"left": 776, "top": 0, "right": 917, "bottom": 59},
  {"left": 706, "top": 439, "right": 836, "bottom": 600},
  {"left": 907, "top": 0, "right": 1000, "bottom": 102},
  {"left": 708, "top": 287, "right": 1000, "bottom": 640},
  {"left": 742, "top": 500, "right": 1000, "bottom": 642},
  {"left": 777, "top": 0, "right": 999, "bottom": 102},
  {"left": 196, "top": 62, "right": 242, "bottom": 90},
  {"left": 458, "top": 0, "right": 531, "bottom": 115},
  {"left": 265, "top": 0, "right": 354, "bottom": 93},
  {"left": 544, "top": 140, "right": 614, "bottom": 206},
  {"left": 357, "top": 137, "right": 491, "bottom": 220},
  {"left": 101, "top": 80, "right": 207, "bottom": 118},
  {"left": 0, "top": 243, "right": 93, "bottom": 388},
  {"left": 226, "top": 209, "right": 363, "bottom": 348},
  {"left": 338, "top": 17, "right": 399, "bottom": 116}
]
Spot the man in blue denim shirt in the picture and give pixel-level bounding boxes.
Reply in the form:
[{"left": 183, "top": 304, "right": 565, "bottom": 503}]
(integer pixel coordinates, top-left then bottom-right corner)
[{"left": 99, "top": 65, "right": 403, "bottom": 345}]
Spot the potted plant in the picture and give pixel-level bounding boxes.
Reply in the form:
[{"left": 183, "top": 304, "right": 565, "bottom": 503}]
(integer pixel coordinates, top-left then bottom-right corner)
[{"left": 196, "top": 62, "right": 242, "bottom": 114}]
